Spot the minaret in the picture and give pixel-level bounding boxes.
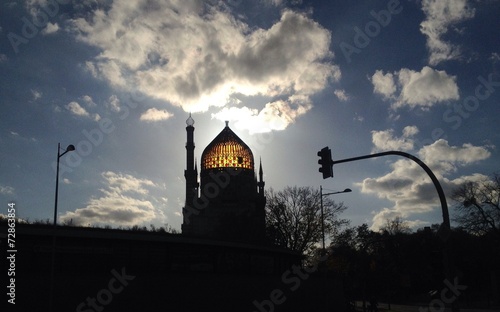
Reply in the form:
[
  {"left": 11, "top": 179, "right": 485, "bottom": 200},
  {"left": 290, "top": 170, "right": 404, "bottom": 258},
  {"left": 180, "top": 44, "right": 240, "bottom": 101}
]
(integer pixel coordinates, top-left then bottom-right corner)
[
  {"left": 194, "top": 158, "right": 199, "bottom": 196},
  {"left": 184, "top": 114, "right": 198, "bottom": 224},
  {"left": 258, "top": 157, "right": 265, "bottom": 196}
]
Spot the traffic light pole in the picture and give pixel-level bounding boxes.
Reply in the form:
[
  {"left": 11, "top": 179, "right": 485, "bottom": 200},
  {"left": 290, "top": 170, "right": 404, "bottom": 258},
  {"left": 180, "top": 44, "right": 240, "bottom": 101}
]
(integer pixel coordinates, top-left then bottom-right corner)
[
  {"left": 331, "top": 150, "right": 450, "bottom": 229},
  {"left": 329, "top": 150, "right": 458, "bottom": 312}
]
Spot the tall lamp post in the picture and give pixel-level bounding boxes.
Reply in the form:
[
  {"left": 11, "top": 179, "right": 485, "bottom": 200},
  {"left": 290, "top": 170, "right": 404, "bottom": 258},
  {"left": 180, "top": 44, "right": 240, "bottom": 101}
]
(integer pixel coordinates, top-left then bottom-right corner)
[
  {"left": 50, "top": 143, "right": 75, "bottom": 312},
  {"left": 319, "top": 187, "right": 351, "bottom": 312},
  {"left": 320, "top": 187, "right": 352, "bottom": 251},
  {"left": 54, "top": 143, "right": 75, "bottom": 227}
]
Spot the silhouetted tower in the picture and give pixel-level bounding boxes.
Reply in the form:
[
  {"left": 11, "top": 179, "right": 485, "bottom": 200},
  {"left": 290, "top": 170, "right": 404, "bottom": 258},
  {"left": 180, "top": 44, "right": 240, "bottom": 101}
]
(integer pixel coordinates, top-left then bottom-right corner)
[
  {"left": 183, "top": 114, "right": 198, "bottom": 229},
  {"left": 182, "top": 118, "right": 266, "bottom": 243},
  {"left": 258, "top": 158, "right": 265, "bottom": 197}
]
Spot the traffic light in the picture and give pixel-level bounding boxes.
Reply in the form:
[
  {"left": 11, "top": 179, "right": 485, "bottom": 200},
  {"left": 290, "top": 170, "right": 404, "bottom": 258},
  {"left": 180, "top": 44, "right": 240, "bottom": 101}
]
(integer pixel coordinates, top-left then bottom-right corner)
[{"left": 317, "top": 147, "right": 333, "bottom": 179}]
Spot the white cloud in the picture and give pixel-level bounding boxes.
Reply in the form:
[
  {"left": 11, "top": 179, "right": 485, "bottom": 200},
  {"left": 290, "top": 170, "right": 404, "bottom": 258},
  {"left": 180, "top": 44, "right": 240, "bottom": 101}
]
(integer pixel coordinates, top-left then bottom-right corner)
[
  {"left": 490, "top": 53, "right": 500, "bottom": 64},
  {"left": 334, "top": 89, "right": 349, "bottom": 101},
  {"left": 81, "top": 95, "right": 96, "bottom": 107},
  {"left": 102, "top": 171, "right": 155, "bottom": 195},
  {"left": 358, "top": 129, "right": 492, "bottom": 230},
  {"left": 42, "top": 22, "right": 59, "bottom": 35},
  {"left": 0, "top": 185, "right": 14, "bottom": 195},
  {"left": 66, "top": 101, "right": 90, "bottom": 117},
  {"left": 140, "top": 108, "right": 174, "bottom": 122},
  {"left": 212, "top": 95, "right": 312, "bottom": 134},
  {"left": 107, "top": 95, "right": 121, "bottom": 112},
  {"left": 418, "top": 139, "right": 492, "bottom": 175},
  {"left": 353, "top": 113, "right": 364, "bottom": 122},
  {"left": 270, "top": 0, "right": 283, "bottom": 5},
  {"left": 31, "top": 89, "right": 42, "bottom": 100},
  {"left": 420, "top": 0, "right": 475, "bottom": 65},
  {"left": 371, "top": 70, "right": 396, "bottom": 100},
  {"left": 371, "top": 66, "right": 459, "bottom": 110},
  {"left": 71, "top": 2, "right": 339, "bottom": 133},
  {"left": 66, "top": 100, "right": 100, "bottom": 121},
  {"left": 371, "top": 126, "right": 419, "bottom": 152},
  {"left": 60, "top": 171, "right": 166, "bottom": 227}
]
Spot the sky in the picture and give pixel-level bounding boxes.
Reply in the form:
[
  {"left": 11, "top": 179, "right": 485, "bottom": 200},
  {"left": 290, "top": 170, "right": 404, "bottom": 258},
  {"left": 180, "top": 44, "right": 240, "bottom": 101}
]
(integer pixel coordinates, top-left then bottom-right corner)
[{"left": 1, "top": 0, "right": 499, "bottom": 232}]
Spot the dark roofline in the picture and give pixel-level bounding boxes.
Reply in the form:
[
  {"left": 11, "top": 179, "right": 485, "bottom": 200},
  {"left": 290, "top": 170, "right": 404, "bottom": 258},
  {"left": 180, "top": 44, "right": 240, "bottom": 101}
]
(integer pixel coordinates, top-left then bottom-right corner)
[{"left": 0, "top": 224, "right": 300, "bottom": 256}]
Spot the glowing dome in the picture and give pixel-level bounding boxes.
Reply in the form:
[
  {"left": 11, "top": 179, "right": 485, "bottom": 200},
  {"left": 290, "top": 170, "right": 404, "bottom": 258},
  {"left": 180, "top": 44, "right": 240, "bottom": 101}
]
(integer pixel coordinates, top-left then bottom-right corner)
[{"left": 201, "top": 122, "right": 254, "bottom": 170}]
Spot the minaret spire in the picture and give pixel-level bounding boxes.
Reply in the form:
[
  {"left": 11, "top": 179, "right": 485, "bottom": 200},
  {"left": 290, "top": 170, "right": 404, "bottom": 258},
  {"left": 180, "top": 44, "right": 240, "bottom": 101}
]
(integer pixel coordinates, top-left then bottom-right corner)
[
  {"left": 259, "top": 157, "right": 263, "bottom": 181},
  {"left": 258, "top": 157, "right": 265, "bottom": 196},
  {"left": 194, "top": 158, "right": 199, "bottom": 196},
  {"left": 183, "top": 114, "right": 198, "bottom": 232}
]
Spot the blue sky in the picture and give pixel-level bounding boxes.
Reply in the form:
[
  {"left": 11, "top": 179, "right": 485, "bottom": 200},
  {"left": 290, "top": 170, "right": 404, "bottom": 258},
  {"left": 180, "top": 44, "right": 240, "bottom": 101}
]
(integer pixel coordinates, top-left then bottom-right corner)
[{"left": 1, "top": 0, "right": 499, "bottom": 231}]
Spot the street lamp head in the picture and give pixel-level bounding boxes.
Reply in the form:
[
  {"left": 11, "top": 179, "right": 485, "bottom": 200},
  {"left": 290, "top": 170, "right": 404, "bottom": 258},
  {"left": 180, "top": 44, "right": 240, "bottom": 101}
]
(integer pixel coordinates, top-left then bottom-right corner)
[
  {"left": 58, "top": 143, "right": 76, "bottom": 158},
  {"left": 343, "top": 188, "right": 352, "bottom": 193}
]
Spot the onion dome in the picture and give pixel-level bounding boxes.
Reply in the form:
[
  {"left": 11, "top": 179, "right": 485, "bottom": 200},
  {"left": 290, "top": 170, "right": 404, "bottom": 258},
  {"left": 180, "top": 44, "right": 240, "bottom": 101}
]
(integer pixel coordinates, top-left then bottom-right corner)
[{"left": 201, "top": 121, "right": 254, "bottom": 170}]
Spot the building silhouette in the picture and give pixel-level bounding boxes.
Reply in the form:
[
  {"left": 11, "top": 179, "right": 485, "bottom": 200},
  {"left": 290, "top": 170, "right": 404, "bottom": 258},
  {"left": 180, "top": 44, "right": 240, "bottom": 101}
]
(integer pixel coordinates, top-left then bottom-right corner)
[
  {"left": 3, "top": 114, "right": 344, "bottom": 312},
  {"left": 182, "top": 114, "right": 266, "bottom": 243}
]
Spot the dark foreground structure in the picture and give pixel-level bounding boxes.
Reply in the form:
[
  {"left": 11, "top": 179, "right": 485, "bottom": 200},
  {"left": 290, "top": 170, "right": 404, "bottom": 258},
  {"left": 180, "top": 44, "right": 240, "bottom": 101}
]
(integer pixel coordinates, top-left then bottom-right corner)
[
  {"left": 2, "top": 224, "right": 344, "bottom": 311},
  {"left": 2, "top": 117, "right": 346, "bottom": 311}
]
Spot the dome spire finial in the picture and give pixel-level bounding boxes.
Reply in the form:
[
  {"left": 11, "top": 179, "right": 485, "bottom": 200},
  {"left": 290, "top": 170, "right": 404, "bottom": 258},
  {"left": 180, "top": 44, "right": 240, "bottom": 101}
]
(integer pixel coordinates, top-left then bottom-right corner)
[{"left": 186, "top": 113, "right": 195, "bottom": 126}]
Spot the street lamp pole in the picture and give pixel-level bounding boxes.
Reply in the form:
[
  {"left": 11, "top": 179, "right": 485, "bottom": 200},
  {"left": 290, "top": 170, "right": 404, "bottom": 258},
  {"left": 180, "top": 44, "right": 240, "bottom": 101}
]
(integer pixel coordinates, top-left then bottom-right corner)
[
  {"left": 320, "top": 186, "right": 324, "bottom": 251},
  {"left": 319, "top": 186, "right": 351, "bottom": 312},
  {"left": 320, "top": 187, "right": 352, "bottom": 251},
  {"left": 53, "top": 143, "right": 75, "bottom": 227},
  {"left": 50, "top": 143, "right": 75, "bottom": 312}
]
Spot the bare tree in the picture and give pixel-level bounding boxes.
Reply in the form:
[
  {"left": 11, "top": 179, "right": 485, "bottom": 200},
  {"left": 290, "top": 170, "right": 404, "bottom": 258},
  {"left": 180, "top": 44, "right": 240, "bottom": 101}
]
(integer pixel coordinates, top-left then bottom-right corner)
[
  {"left": 265, "top": 186, "right": 348, "bottom": 256},
  {"left": 380, "top": 216, "right": 411, "bottom": 235},
  {"left": 452, "top": 173, "right": 500, "bottom": 236}
]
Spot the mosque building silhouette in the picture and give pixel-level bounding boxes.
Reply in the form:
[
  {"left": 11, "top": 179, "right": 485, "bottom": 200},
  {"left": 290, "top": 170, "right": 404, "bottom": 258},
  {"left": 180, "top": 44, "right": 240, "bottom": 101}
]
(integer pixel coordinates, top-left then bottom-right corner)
[
  {"left": 182, "top": 114, "right": 267, "bottom": 243},
  {"left": 7, "top": 115, "right": 342, "bottom": 312}
]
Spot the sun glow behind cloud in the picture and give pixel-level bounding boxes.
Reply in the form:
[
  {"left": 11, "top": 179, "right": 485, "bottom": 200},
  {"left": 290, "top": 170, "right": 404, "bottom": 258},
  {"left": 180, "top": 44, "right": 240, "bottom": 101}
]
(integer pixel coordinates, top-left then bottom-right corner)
[
  {"left": 72, "top": 1, "right": 339, "bottom": 133},
  {"left": 2, "top": 0, "right": 498, "bottom": 233}
]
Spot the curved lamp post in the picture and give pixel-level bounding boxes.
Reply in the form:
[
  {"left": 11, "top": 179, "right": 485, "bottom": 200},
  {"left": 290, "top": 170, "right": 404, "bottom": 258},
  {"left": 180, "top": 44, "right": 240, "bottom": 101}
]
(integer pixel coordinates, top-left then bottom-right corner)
[
  {"left": 319, "top": 149, "right": 457, "bottom": 312},
  {"left": 330, "top": 151, "right": 450, "bottom": 230}
]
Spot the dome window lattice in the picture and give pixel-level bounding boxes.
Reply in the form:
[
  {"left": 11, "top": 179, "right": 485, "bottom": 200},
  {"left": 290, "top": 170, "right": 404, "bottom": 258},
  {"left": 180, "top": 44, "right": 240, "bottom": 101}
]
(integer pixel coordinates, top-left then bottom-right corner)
[{"left": 201, "top": 123, "right": 254, "bottom": 171}]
